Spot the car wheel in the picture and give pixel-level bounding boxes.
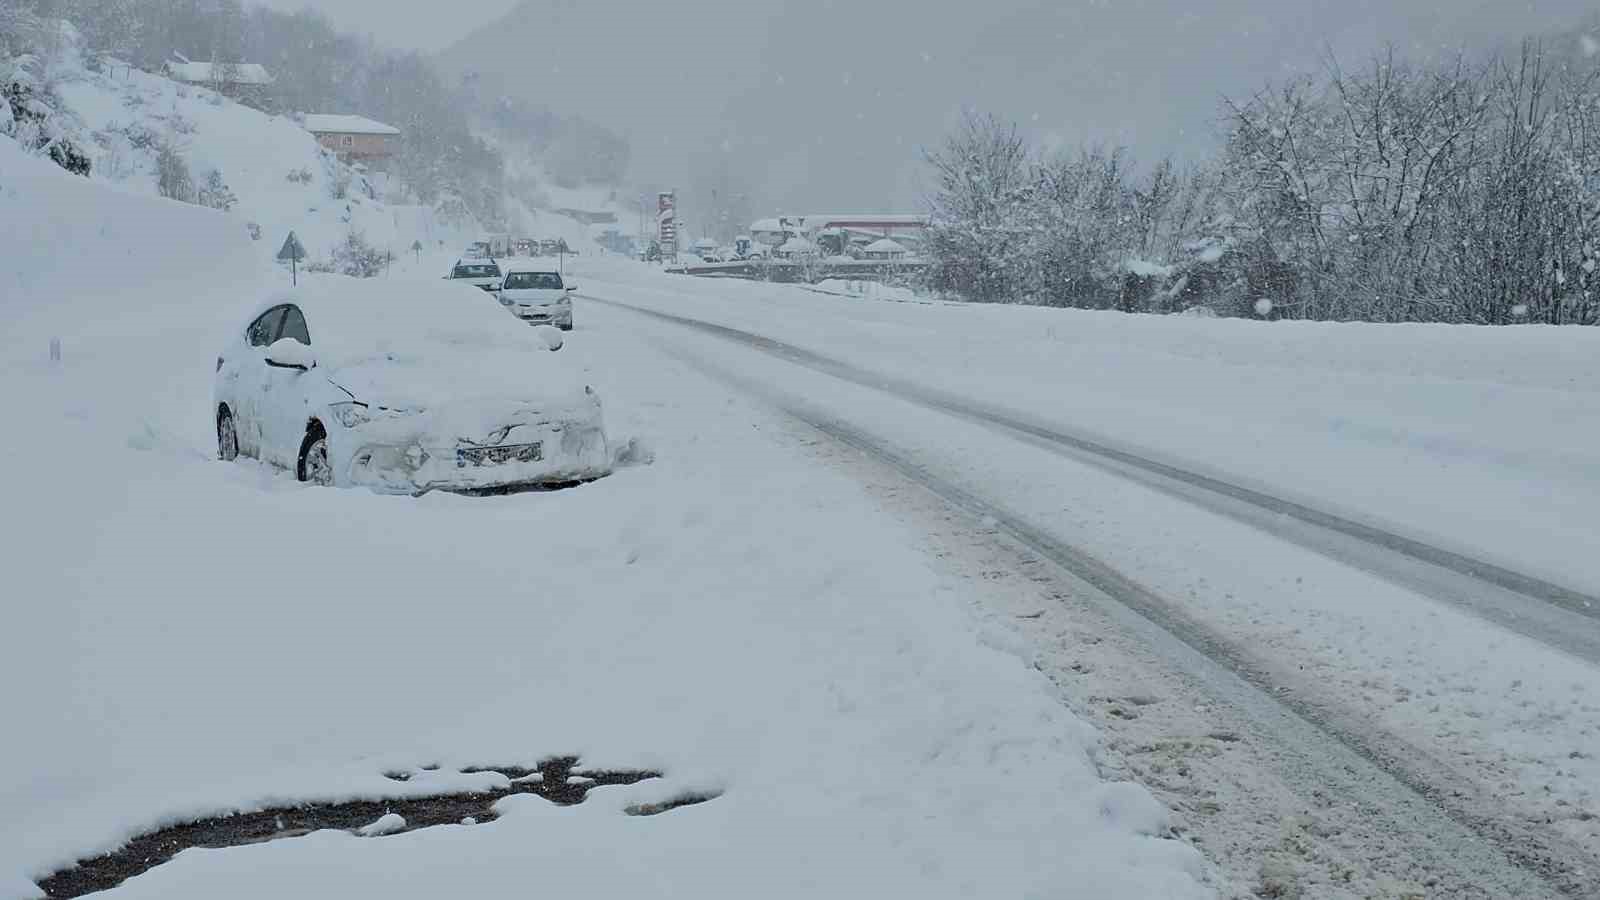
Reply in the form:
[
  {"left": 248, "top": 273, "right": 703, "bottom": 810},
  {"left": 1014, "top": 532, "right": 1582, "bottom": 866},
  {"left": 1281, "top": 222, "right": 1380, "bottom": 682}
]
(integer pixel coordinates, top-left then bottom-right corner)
[
  {"left": 217, "top": 408, "right": 239, "bottom": 462},
  {"left": 298, "top": 425, "right": 333, "bottom": 487}
]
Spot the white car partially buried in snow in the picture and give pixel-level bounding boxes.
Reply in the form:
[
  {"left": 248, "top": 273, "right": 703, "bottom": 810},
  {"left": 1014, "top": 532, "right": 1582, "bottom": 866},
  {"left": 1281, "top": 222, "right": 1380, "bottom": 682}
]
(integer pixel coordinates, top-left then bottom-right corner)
[{"left": 213, "top": 279, "right": 611, "bottom": 494}]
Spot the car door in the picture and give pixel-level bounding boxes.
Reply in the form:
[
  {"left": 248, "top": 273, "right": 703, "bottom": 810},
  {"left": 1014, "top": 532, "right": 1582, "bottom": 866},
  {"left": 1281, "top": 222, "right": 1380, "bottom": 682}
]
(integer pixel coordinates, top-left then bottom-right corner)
[
  {"left": 236, "top": 306, "right": 286, "bottom": 458},
  {"left": 258, "top": 305, "right": 315, "bottom": 469}
]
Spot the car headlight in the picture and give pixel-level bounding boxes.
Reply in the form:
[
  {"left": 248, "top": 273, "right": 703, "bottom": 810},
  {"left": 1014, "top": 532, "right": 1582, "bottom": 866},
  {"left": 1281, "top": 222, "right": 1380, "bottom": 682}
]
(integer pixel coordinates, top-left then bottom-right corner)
[{"left": 329, "top": 401, "right": 371, "bottom": 429}]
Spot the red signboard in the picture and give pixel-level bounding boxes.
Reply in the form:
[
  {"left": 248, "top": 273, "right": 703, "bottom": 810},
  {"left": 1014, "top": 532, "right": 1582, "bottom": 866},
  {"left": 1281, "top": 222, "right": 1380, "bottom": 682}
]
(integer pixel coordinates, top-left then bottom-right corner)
[{"left": 657, "top": 191, "right": 677, "bottom": 253}]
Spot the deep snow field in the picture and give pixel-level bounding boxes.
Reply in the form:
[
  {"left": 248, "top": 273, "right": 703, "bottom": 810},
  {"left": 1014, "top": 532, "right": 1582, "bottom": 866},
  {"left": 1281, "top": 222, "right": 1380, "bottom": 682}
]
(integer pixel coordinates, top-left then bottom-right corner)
[{"left": 0, "top": 142, "right": 1208, "bottom": 898}]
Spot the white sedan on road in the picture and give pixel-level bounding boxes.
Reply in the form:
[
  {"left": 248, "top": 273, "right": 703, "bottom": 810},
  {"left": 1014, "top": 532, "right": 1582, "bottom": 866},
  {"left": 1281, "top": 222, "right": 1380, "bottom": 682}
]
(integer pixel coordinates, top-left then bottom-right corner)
[
  {"left": 497, "top": 264, "right": 575, "bottom": 330},
  {"left": 213, "top": 279, "right": 611, "bottom": 493}
]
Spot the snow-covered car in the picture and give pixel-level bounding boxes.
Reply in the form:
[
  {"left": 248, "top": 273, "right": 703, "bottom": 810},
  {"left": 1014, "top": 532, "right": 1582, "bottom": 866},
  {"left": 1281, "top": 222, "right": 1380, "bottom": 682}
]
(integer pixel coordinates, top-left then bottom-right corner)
[
  {"left": 214, "top": 280, "right": 611, "bottom": 494},
  {"left": 447, "top": 259, "right": 502, "bottom": 292},
  {"left": 497, "top": 265, "right": 574, "bottom": 330}
]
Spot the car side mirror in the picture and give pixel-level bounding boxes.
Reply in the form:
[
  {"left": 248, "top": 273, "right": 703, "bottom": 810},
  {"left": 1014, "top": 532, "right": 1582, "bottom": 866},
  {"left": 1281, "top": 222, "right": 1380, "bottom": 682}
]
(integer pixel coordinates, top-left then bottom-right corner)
[
  {"left": 264, "top": 337, "right": 316, "bottom": 371},
  {"left": 565, "top": 285, "right": 577, "bottom": 293}
]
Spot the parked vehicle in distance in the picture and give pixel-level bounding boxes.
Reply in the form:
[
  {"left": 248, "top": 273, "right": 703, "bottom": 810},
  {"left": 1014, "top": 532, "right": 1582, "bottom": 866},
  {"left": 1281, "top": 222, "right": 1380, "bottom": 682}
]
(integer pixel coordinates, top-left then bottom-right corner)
[
  {"left": 447, "top": 259, "right": 502, "bottom": 292},
  {"left": 499, "top": 264, "right": 575, "bottom": 330},
  {"left": 214, "top": 280, "right": 611, "bottom": 494},
  {"left": 482, "top": 233, "right": 514, "bottom": 258}
]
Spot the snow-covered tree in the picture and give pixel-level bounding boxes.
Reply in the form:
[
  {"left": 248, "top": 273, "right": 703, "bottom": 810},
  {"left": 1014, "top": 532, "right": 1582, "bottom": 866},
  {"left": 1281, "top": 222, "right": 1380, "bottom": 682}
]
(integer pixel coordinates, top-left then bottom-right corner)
[
  {"left": 197, "top": 168, "right": 236, "bottom": 211},
  {"left": 923, "top": 113, "right": 1036, "bottom": 303},
  {"left": 155, "top": 140, "right": 193, "bottom": 202}
]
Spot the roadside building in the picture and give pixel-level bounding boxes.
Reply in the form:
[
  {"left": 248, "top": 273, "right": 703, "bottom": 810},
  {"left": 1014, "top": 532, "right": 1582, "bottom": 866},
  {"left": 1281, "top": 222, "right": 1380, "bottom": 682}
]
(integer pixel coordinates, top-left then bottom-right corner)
[
  {"left": 164, "top": 58, "right": 275, "bottom": 107},
  {"left": 752, "top": 214, "right": 929, "bottom": 251},
  {"left": 864, "top": 237, "right": 910, "bottom": 260},
  {"left": 302, "top": 114, "right": 401, "bottom": 169},
  {"left": 776, "top": 236, "right": 819, "bottom": 259}
]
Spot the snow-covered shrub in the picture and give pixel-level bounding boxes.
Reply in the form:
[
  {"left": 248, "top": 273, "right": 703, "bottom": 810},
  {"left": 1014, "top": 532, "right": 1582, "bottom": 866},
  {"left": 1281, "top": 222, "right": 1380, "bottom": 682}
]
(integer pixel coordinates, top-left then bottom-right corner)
[
  {"left": 197, "top": 169, "right": 237, "bottom": 211},
  {"left": 310, "top": 231, "right": 387, "bottom": 279},
  {"left": 329, "top": 166, "right": 352, "bottom": 201},
  {"left": 286, "top": 167, "right": 313, "bottom": 185},
  {"left": 2, "top": 69, "right": 91, "bottom": 176},
  {"left": 121, "top": 122, "right": 158, "bottom": 150},
  {"left": 154, "top": 141, "right": 194, "bottom": 203}
]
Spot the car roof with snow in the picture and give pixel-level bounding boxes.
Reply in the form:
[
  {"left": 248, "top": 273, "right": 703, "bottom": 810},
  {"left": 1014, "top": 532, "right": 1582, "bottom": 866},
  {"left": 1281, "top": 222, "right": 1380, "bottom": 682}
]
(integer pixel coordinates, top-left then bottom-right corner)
[
  {"left": 243, "top": 276, "right": 558, "bottom": 372},
  {"left": 500, "top": 261, "right": 563, "bottom": 274}
]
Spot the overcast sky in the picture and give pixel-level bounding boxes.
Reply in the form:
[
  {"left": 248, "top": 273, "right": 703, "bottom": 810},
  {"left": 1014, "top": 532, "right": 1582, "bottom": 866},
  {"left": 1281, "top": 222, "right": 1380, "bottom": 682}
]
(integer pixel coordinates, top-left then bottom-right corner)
[
  {"left": 268, "top": 0, "right": 1596, "bottom": 217},
  {"left": 254, "top": 0, "right": 520, "bottom": 51}
]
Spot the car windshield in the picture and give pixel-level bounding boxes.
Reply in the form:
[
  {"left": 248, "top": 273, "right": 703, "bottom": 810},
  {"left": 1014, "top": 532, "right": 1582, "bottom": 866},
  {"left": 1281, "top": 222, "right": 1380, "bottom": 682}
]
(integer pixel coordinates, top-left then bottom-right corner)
[
  {"left": 502, "top": 272, "right": 562, "bottom": 290},
  {"left": 16, "top": 3, "right": 1600, "bottom": 898}
]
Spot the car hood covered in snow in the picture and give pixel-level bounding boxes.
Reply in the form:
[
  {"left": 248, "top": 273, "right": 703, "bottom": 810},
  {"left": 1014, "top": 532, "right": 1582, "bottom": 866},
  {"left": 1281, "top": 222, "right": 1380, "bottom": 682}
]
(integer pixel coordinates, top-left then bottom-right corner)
[{"left": 325, "top": 355, "right": 599, "bottom": 435}]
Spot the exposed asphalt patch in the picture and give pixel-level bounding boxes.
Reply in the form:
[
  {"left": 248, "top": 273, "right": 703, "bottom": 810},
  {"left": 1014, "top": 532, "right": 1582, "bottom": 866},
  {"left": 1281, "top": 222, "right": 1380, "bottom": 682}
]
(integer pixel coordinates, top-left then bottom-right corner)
[{"left": 36, "top": 757, "right": 719, "bottom": 899}]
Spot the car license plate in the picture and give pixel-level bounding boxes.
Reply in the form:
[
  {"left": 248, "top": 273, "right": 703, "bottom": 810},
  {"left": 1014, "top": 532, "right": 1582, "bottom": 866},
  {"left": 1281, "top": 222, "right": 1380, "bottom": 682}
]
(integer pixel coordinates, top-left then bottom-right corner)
[{"left": 457, "top": 442, "right": 542, "bottom": 468}]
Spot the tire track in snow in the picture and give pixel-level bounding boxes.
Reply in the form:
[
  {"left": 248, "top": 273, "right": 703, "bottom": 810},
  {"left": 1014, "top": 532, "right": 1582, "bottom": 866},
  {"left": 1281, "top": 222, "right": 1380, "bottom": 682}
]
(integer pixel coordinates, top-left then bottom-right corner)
[
  {"left": 591, "top": 294, "right": 1599, "bottom": 898},
  {"left": 586, "top": 295, "right": 1600, "bottom": 665}
]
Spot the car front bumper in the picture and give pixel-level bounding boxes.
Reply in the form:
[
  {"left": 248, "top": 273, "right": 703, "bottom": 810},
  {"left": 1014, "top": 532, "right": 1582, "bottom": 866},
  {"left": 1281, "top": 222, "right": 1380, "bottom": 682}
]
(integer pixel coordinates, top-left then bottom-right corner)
[
  {"left": 513, "top": 304, "right": 572, "bottom": 328},
  {"left": 339, "top": 418, "right": 609, "bottom": 494}
]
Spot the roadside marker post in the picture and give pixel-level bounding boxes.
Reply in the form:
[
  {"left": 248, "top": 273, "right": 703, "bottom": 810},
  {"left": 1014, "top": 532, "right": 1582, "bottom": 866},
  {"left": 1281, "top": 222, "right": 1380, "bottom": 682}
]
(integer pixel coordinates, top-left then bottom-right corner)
[{"left": 277, "top": 231, "right": 307, "bottom": 286}]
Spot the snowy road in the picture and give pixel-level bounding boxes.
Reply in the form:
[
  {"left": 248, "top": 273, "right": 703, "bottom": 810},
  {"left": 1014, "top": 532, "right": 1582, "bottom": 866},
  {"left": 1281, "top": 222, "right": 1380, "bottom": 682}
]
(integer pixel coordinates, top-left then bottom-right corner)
[
  {"left": 589, "top": 295, "right": 1600, "bottom": 659},
  {"left": 574, "top": 264, "right": 1600, "bottom": 897}
]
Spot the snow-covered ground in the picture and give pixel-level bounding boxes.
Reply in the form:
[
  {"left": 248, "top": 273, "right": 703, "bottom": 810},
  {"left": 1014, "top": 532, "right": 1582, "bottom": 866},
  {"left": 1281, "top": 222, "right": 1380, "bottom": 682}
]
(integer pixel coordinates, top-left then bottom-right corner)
[
  {"left": 0, "top": 140, "right": 1208, "bottom": 899},
  {"left": 563, "top": 258, "right": 1600, "bottom": 880}
]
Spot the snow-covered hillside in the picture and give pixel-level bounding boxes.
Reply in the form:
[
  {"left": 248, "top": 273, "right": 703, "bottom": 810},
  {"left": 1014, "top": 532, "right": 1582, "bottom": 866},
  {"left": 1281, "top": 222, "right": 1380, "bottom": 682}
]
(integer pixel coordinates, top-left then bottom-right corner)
[
  {"left": 13, "top": 27, "right": 483, "bottom": 269},
  {"left": 1, "top": 132, "right": 261, "bottom": 339}
]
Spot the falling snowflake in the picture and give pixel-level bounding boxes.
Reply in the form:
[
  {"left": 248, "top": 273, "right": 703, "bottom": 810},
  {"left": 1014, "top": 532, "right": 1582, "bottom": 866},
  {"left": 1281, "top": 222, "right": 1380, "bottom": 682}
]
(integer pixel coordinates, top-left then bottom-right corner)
[
  {"left": 1511, "top": 304, "right": 1529, "bottom": 318},
  {"left": 1254, "top": 297, "right": 1274, "bottom": 317}
]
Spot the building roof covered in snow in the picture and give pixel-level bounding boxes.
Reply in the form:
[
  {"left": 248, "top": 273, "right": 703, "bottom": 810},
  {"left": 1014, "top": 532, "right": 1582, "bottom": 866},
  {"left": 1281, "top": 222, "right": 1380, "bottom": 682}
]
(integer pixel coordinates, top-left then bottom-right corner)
[
  {"left": 865, "top": 238, "right": 908, "bottom": 254},
  {"left": 302, "top": 114, "right": 401, "bottom": 137},
  {"left": 165, "top": 61, "right": 276, "bottom": 86},
  {"left": 778, "top": 237, "right": 819, "bottom": 254}
]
